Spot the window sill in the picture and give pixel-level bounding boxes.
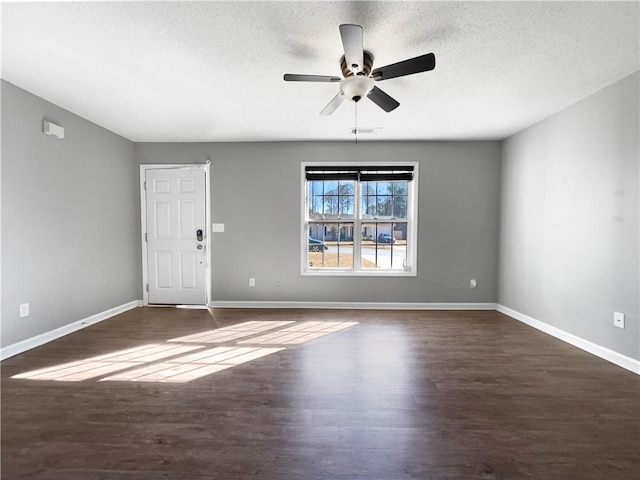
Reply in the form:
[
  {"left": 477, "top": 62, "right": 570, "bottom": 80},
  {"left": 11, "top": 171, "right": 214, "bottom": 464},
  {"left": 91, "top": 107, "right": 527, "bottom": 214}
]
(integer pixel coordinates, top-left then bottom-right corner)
[{"left": 301, "top": 269, "right": 417, "bottom": 277}]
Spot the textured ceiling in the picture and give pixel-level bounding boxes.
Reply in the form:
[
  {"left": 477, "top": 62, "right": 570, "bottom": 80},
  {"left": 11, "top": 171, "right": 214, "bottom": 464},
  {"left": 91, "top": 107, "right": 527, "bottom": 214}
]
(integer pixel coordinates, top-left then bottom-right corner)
[{"left": 1, "top": 1, "right": 638, "bottom": 142}]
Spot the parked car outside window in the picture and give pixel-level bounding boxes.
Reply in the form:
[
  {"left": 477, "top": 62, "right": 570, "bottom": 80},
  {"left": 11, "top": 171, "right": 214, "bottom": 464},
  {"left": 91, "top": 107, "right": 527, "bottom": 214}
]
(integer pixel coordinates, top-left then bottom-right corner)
[
  {"left": 377, "top": 233, "right": 396, "bottom": 244},
  {"left": 308, "top": 237, "right": 329, "bottom": 251}
]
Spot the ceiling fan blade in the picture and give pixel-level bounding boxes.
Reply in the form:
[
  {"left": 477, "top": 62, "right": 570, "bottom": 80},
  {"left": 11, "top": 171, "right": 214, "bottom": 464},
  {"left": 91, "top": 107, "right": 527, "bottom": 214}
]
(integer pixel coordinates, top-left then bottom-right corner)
[
  {"left": 319, "top": 92, "right": 346, "bottom": 116},
  {"left": 339, "top": 24, "right": 364, "bottom": 73},
  {"left": 367, "top": 86, "right": 400, "bottom": 112},
  {"left": 371, "top": 53, "right": 436, "bottom": 81},
  {"left": 284, "top": 74, "right": 341, "bottom": 82}
]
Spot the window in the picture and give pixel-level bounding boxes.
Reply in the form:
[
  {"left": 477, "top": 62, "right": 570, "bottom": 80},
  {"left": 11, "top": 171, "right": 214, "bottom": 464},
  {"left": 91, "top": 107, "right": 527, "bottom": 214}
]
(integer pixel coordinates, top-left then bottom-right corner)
[{"left": 302, "top": 163, "right": 418, "bottom": 276}]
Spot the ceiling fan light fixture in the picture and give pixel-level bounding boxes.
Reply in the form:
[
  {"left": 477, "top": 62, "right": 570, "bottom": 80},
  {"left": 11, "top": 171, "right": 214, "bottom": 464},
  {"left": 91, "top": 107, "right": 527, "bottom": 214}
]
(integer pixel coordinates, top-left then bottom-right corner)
[{"left": 340, "top": 75, "right": 374, "bottom": 102}]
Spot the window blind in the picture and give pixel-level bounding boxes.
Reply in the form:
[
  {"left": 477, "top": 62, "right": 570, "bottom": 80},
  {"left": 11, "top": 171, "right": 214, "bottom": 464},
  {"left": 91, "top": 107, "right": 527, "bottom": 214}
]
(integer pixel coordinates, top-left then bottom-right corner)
[
  {"left": 305, "top": 165, "right": 414, "bottom": 182},
  {"left": 304, "top": 166, "right": 359, "bottom": 181}
]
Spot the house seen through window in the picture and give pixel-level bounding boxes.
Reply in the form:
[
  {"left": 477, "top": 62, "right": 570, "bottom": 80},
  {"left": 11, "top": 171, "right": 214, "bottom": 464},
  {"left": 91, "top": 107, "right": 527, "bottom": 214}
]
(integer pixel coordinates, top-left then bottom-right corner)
[{"left": 303, "top": 163, "right": 418, "bottom": 276}]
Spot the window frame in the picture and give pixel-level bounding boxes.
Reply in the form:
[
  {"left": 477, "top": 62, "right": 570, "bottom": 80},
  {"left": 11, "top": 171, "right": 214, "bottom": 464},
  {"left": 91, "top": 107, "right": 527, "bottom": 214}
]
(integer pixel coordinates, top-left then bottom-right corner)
[{"left": 301, "top": 161, "right": 419, "bottom": 277}]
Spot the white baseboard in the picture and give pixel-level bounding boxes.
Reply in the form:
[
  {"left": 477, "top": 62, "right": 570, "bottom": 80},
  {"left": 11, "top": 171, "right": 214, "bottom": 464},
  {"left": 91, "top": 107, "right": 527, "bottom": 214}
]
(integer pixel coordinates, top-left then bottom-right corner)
[
  {"left": 209, "top": 301, "right": 497, "bottom": 310},
  {"left": 0, "top": 300, "right": 142, "bottom": 361},
  {"left": 497, "top": 304, "right": 640, "bottom": 375}
]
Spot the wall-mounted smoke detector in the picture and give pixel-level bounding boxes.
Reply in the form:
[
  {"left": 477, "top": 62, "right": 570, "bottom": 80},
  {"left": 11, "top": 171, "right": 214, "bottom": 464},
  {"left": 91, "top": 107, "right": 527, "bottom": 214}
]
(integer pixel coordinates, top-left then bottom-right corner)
[{"left": 43, "top": 120, "right": 64, "bottom": 139}]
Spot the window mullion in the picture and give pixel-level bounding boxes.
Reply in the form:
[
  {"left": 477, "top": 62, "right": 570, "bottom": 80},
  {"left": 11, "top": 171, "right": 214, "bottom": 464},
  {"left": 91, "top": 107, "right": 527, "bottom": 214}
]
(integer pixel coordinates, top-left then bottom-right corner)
[{"left": 354, "top": 180, "right": 362, "bottom": 271}]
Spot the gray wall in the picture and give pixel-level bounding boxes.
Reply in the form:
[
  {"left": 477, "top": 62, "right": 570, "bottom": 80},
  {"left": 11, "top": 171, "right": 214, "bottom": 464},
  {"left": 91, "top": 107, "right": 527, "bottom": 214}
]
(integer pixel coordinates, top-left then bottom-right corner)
[
  {"left": 3, "top": 70, "right": 637, "bottom": 366},
  {"left": 135, "top": 141, "right": 502, "bottom": 304},
  {"left": 1, "top": 81, "right": 141, "bottom": 348},
  {"left": 500, "top": 72, "right": 640, "bottom": 360}
]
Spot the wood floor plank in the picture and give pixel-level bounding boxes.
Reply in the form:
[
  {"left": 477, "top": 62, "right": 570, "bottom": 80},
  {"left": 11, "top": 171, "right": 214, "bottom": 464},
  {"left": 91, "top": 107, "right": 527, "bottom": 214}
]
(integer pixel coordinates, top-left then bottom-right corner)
[{"left": 2, "top": 307, "right": 638, "bottom": 479}]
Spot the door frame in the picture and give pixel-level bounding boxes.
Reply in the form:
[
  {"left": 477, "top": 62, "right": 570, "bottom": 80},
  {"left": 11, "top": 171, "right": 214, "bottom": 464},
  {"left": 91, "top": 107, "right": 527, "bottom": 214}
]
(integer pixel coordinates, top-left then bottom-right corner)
[{"left": 139, "top": 163, "right": 211, "bottom": 306}]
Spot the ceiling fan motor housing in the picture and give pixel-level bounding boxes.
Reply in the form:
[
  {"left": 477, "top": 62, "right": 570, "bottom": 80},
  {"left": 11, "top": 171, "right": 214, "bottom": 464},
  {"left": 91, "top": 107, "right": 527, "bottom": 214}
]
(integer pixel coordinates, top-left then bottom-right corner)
[
  {"left": 340, "top": 51, "right": 374, "bottom": 78},
  {"left": 340, "top": 75, "right": 374, "bottom": 102}
]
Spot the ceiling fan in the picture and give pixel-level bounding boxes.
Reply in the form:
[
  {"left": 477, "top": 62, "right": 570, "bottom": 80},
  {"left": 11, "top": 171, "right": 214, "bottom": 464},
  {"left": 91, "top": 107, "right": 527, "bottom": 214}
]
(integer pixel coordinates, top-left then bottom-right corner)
[{"left": 284, "top": 24, "right": 436, "bottom": 115}]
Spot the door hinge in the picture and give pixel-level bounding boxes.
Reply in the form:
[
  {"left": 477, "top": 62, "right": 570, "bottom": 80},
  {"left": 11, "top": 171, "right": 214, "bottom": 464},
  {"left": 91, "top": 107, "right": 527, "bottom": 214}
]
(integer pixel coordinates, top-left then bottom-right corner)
[
  {"left": 146, "top": 283, "right": 149, "bottom": 292},
  {"left": 145, "top": 232, "right": 147, "bottom": 242},
  {"left": 143, "top": 181, "right": 146, "bottom": 190}
]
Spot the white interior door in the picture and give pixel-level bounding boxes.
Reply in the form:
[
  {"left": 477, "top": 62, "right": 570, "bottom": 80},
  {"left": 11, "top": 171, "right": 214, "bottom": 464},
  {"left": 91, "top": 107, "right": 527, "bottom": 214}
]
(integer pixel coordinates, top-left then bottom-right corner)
[{"left": 145, "top": 167, "right": 207, "bottom": 305}]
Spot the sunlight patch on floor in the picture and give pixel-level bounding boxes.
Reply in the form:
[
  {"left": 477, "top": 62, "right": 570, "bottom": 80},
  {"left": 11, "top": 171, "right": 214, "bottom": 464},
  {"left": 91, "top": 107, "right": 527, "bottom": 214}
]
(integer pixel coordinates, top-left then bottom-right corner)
[
  {"left": 167, "top": 320, "right": 296, "bottom": 343},
  {"left": 11, "top": 344, "right": 203, "bottom": 381},
  {"left": 12, "top": 320, "right": 358, "bottom": 383},
  {"left": 238, "top": 321, "right": 359, "bottom": 345},
  {"left": 99, "top": 347, "right": 284, "bottom": 383}
]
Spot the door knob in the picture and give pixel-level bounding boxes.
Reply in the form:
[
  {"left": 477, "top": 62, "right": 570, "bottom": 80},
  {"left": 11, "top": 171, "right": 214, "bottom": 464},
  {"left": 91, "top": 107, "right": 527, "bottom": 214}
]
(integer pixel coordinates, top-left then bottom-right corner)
[{"left": 197, "top": 244, "right": 204, "bottom": 250}]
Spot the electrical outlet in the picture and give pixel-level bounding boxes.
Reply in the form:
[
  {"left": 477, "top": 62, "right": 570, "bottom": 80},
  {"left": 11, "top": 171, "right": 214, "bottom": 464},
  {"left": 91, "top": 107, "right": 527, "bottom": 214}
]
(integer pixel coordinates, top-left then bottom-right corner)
[
  {"left": 470, "top": 279, "right": 477, "bottom": 289},
  {"left": 613, "top": 312, "right": 625, "bottom": 329},
  {"left": 19, "top": 303, "right": 29, "bottom": 318},
  {"left": 249, "top": 278, "right": 255, "bottom": 287}
]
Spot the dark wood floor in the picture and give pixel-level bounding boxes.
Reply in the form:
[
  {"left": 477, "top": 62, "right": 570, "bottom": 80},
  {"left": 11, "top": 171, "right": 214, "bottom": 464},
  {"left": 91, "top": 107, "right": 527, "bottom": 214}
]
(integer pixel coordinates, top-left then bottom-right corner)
[{"left": 1, "top": 307, "right": 639, "bottom": 479}]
